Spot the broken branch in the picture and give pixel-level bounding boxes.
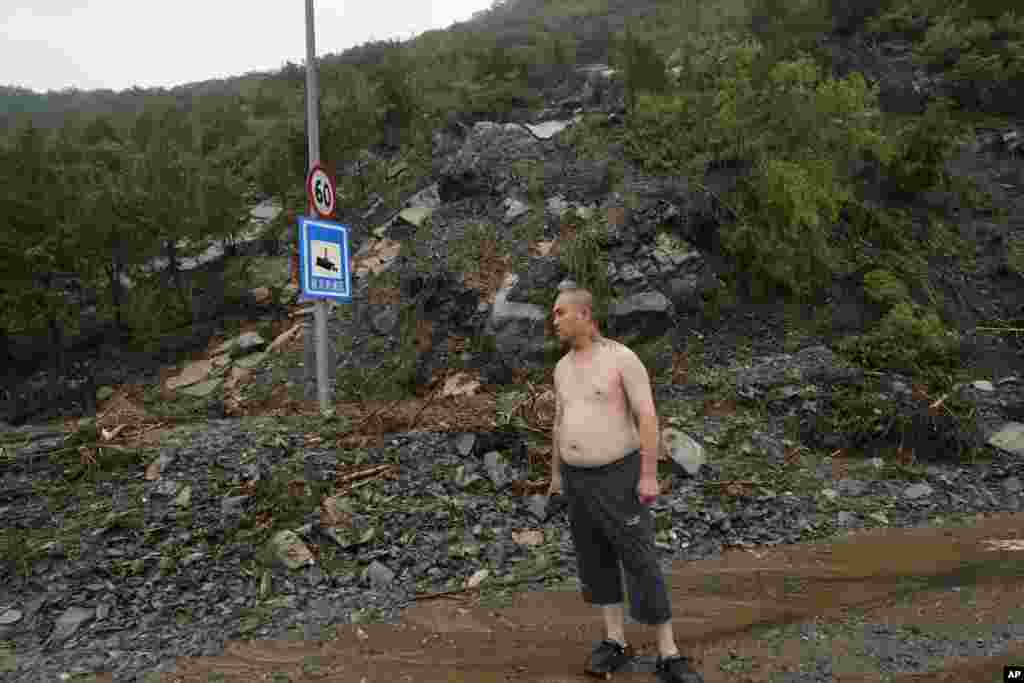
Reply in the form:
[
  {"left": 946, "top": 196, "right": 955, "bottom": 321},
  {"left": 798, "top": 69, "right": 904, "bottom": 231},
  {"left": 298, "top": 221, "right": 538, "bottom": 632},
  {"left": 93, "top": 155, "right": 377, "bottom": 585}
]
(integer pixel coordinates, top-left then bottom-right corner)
[{"left": 335, "top": 464, "right": 399, "bottom": 487}]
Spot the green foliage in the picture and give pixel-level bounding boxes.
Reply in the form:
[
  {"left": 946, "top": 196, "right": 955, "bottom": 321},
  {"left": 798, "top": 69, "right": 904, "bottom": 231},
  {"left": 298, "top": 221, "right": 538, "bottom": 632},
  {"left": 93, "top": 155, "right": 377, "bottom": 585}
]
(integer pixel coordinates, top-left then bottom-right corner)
[
  {"left": 558, "top": 211, "right": 613, "bottom": 324},
  {"left": 863, "top": 269, "right": 911, "bottom": 306},
  {"left": 612, "top": 22, "right": 670, "bottom": 115},
  {"left": 726, "top": 157, "right": 849, "bottom": 299},
  {"left": 837, "top": 302, "right": 962, "bottom": 378},
  {"left": 748, "top": 0, "right": 833, "bottom": 59},
  {"left": 882, "top": 99, "right": 963, "bottom": 195},
  {"left": 1006, "top": 234, "right": 1024, "bottom": 277}
]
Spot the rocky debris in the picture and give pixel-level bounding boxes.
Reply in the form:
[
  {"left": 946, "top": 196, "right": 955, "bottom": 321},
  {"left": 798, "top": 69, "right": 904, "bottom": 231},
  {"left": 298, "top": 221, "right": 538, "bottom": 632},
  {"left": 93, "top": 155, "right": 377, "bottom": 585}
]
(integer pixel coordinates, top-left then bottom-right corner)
[
  {"left": 2, "top": 43, "right": 1024, "bottom": 683},
  {"left": 736, "top": 346, "right": 864, "bottom": 394},
  {"left": 1, "top": 414, "right": 1022, "bottom": 682},
  {"left": 439, "top": 122, "right": 546, "bottom": 203}
]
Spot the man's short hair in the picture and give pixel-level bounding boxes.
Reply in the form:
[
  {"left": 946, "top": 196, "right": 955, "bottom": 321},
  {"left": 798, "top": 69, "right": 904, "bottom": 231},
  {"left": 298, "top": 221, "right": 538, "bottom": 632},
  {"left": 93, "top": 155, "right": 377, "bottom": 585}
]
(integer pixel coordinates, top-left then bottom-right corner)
[{"left": 556, "top": 283, "right": 594, "bottom": 319}]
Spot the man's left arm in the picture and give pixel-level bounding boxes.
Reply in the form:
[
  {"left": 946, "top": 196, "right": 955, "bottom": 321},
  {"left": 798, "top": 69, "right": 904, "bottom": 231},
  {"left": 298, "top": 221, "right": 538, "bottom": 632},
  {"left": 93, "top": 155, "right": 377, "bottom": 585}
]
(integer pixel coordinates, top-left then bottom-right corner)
[{"left": 619, "top": 349, "right": 660, "bottom": 480}]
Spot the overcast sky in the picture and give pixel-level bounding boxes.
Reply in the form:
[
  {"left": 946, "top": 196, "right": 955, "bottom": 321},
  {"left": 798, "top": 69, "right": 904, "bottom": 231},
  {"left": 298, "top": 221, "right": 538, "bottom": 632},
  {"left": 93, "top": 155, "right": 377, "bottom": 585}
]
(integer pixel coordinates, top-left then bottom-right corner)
[{"left": 1, "top": 1, "right": 494, "bottom": 93}]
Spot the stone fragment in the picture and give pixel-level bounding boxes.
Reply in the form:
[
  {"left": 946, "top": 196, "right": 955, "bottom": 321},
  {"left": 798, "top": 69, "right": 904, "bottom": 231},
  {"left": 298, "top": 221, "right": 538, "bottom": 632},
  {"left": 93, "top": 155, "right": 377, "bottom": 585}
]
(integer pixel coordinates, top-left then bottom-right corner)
[
  {"left": 269, "top": 530, "right": 315, "bottom": 570},
  {"left": 180, "top": 378, "right": 222, "bottom": 397},
  {"left": 236, "top": 332, "right": 267, "bottom": 354},
  {"left": 366, "top": 560, "right": 395, "bottom": 589},
  {"left": 989, "top": 423, "right": 1024, "bottom": 456},
  {"left": 166, "top": 359, "right": 214, "bottom": 391},
  {"left": 49, "top": 606, "right": 95, "bottom": 644},
  {"left": 662, "top": 429, "right": 705, "bottom": 476},
  {"left": 904, "top": 483, "right": 933, "bottom": 500}
]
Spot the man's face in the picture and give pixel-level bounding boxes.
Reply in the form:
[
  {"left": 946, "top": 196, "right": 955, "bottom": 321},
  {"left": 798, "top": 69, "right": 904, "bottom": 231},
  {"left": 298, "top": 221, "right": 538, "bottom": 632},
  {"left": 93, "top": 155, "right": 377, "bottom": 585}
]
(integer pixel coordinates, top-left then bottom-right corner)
[{"left": 552, "top": 295, "right": 584, "bottom": 343}]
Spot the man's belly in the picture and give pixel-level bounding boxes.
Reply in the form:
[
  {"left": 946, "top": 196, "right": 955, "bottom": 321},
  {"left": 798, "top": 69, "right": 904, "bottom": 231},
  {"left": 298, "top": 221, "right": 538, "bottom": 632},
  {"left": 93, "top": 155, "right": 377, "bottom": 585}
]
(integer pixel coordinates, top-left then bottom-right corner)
[{"left": 558, "top": 408, "right": 640, "bottom": 467}]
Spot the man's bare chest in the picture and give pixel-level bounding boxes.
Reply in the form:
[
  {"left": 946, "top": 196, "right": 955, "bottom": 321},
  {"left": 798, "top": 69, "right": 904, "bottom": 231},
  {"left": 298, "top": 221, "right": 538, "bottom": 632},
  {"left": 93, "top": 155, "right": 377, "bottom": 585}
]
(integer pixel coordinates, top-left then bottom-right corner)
[{"left": 558, "top": 355, "right": 625, "bottom": 407}]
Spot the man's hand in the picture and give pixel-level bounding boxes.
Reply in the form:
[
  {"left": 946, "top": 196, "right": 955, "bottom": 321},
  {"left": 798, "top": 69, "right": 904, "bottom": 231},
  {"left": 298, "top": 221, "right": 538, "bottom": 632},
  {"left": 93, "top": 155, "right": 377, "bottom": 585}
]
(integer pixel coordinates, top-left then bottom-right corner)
[
  {"left": 637, "top": 474, "right": 659, "bottom": 506},
  {"left": 547, "top": 478, "right": 563, "bottom": 497}
]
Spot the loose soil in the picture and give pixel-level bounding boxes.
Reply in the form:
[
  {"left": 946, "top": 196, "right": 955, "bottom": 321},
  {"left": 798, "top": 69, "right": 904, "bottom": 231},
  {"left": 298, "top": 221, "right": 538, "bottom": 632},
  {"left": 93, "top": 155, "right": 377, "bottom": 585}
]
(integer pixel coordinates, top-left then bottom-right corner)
[{"left": 161, "top": 512, "right": 1024, "bottom": 683}]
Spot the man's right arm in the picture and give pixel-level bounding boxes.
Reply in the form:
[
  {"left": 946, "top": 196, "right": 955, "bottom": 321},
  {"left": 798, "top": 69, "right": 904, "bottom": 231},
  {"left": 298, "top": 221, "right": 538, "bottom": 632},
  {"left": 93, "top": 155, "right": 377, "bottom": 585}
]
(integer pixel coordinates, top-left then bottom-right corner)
[
  {"left": 549, "top": 366, "right": 564, "bottom": 495},
  {"left": 550, "top": 401, "right": 563, "bottom": 494}
]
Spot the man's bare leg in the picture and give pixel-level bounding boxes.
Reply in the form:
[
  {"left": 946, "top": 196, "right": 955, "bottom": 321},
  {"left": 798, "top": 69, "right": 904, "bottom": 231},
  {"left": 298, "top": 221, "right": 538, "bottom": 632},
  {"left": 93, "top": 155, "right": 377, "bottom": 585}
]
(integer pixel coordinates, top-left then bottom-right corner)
[
  {"left": 655, "top": 620, "right": 680, "bottom": 658},
  {"left": 602, "top": 603, "right": 626, "bottom": 645}
]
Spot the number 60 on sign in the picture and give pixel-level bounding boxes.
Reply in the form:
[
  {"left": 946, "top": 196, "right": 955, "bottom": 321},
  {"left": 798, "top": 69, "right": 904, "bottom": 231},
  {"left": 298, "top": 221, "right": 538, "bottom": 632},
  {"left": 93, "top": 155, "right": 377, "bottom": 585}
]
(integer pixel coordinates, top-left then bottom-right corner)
[{"left": 306, "top": 163, "right": 336, "bottom": 219}]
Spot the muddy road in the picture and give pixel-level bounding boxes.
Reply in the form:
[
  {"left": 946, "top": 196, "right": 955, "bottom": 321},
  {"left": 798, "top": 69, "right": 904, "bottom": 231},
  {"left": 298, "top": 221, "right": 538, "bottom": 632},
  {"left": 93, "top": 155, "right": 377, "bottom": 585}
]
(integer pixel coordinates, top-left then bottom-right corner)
[{"left": 159, "top": 511, "right": 1024, "bottom": 682}]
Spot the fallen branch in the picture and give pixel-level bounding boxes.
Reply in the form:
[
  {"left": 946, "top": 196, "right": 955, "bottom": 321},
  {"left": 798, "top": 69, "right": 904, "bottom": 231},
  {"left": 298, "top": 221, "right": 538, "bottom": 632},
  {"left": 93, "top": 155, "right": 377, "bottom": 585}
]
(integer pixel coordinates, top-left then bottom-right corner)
[
  {"left": 351, "top": 397, "right": 406, "bottom": 433},
  {"left": 701, "top": 480, "right": 759, "bottom": 487},
  {"left": 335, "top": 463, "right": 399, "bottom": 488},
  {"left": 407, "top": 386, "right": 441, "bottom": 432}
]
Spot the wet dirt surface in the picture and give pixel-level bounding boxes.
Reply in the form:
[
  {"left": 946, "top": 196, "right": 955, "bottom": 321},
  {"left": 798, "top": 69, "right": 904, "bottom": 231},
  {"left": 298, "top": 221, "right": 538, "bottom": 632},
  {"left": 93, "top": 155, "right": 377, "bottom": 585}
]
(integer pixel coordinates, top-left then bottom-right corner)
[{"left": 162, "top": 511, "right": 1024, "bottom": 683}]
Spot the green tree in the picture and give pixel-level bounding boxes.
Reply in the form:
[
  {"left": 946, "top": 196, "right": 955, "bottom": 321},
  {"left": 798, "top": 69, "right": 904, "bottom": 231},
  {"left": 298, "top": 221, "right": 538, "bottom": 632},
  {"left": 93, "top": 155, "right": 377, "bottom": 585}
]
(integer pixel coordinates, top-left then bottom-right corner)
[{"left": 614, "top": 22, "right": 669, "bottom": 116}]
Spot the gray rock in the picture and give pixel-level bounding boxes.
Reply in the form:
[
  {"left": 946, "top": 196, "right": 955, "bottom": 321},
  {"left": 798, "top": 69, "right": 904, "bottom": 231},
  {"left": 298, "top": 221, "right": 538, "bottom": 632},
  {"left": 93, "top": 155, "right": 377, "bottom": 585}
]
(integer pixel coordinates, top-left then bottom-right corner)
[
  {"left": 526, "top": 495, "right": 550, "bottom": 522},
  {"left": 751, "top": 432, "right": 786, "bottom": 462},
  {"left": 546, "top": 196, "right": 571, "bottom": 218},
  {"left": 837, "top": 511, "right": 859, "bottom": 527},
  {"left": 972, "top": 380, "right": 995, "bottom": 392},
  {"left": 0, "top": 609, "right": 22, "bottom": 625},
  {"left": 454, "top": 433, "right": 477, "bottom": 457},
  {"left": 221, "top": 496, "right": 250, "bottom": 516},
  {"left": 406, "top": 183, "right": 441, "bottom": 210},
  {"left": 607, "top": 291, "right": 674, "bottom": 339},
  {"left": 503, "top": 198, "right": 531, "bottom": 223},
  {"left": 236, "top": 331, "right": 267, "bottom": 354},
  {"left": 371, "top": 307, "right": 400, "bottom": 335},
  {"left": 616, "top": 263, "right": 645, "bottom": 283},
  {"left": 666, "top": 275, "right": 701, "bottom": 312},
  {"left": 367, "top": 560, "right": 395, "bottom": 589},
  {"left": 1003, "top": 477, "right": 1022, "bottom": 494},
  {"left": 483, "top": 451, "right": 510, "bottom": 491},
  {"left": 486, "top": 542, "right": 507, "bottom": 568},
  {"left": 835, "top": 479, "right": 868, "bottom": 497},
  {"left": 663, "top": 429, "right": 705, "bottom": 476},
  {"left": 49, "top": 606, "right": 95, "bottom": 644},
  {"left": 988, "top": 423, "right": 1024, "bottom": 456},
  {"left": 155, "top": 479, "right": 180, "bottom": 497},
  {"left": 522, "top": 118, "right": 580, "bottom": 140},
  {"left": 904, "top": 483, "right": 934, "bottom": 500},
  {"left": 487, "top": 274, "right": 549, "bottom": 358}
]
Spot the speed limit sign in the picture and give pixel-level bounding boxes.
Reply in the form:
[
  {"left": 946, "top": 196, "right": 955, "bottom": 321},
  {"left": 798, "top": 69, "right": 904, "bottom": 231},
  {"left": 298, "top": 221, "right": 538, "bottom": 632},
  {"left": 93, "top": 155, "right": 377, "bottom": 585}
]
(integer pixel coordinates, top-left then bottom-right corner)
[{"left": 306, "top": 164, "right": 337, "bottom": 219}]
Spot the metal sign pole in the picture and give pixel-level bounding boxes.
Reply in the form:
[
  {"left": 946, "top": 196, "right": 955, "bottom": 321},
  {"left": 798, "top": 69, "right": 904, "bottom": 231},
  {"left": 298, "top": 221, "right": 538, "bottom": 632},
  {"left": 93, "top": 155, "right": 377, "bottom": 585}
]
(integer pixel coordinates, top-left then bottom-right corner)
[{"left": 305, "top": 0, "right": 331, "bottom": 412}]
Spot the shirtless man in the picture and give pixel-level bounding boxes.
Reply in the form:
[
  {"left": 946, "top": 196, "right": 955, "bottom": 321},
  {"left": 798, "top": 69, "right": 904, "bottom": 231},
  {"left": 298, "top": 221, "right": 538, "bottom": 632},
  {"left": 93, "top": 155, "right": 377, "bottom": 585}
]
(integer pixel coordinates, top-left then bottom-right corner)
[{"left": 548, "top": 284, "right": 702, "bottom": 683}]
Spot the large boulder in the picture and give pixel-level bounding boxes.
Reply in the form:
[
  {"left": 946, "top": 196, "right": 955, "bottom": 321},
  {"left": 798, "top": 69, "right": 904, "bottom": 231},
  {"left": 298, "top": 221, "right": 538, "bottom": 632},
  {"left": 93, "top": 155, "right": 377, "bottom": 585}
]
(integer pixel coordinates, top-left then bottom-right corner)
[
  {"left": 607, "top": 291, "right": 675, "bottom": 341},
  {"left": 485, "top": 274, "right": 550, "bottom": 361}
]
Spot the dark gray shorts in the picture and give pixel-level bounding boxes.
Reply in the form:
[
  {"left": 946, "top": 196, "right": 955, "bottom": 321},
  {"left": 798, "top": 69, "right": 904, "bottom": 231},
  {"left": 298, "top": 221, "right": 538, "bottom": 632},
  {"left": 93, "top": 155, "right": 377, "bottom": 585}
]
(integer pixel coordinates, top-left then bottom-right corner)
[{"left": 560, "top": 449, "right": 672, "bottom": 625}]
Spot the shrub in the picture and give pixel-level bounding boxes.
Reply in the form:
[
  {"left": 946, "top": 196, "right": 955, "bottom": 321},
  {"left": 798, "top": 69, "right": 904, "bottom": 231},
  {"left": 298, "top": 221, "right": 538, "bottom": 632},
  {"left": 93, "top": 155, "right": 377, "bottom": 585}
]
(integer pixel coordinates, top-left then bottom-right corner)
[
  {"left": 863, "top": 269, "right": 912, "bottom": 306},
  {"left": 724, "top": 157, "right": 849, "bottom": 299},
  {"left": 882, "top": 99, "right": 962, "bottom": 196},
  {"left": 1006, "top": 235, "right": 1024, "bottom": 277},
  {"left": 837, "top": 301, "right": 961, "bottom": 378},
  {"left": 558, "top": 211, "right": 613, "bottom": 325}
]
